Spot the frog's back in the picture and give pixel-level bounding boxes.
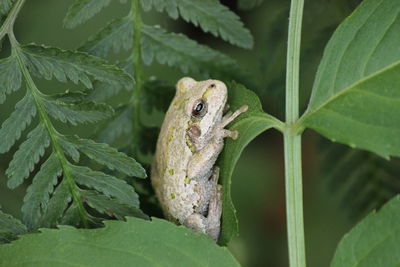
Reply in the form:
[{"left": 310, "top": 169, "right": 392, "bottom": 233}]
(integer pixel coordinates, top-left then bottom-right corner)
[{"left": 151, "top": 98, "right": 199, "bottom": 223}]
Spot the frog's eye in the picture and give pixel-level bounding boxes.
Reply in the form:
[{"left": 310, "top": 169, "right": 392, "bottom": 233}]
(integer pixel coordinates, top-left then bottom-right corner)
[{"left": 192, "top": 99, "right": 208, "bottom": 118}]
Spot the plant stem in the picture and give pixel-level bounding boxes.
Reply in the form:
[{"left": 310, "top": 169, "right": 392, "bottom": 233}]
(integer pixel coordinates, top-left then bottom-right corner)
[
  {"left": 10, "top": 36, "right": 89, "bottom": 228},
  {"left": 285, "top": 0, "right": 306, "bottom": 266},
  {"left": 130, "top": 0, "right": 143, "bottom": 157},
  {"left": 0, "top": 0, "right": 25, "bottom": 40}
]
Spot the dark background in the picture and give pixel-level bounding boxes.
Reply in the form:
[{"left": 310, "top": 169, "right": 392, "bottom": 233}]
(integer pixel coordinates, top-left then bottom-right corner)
[{"left": 0, "top": 0, "right": 366, "bottom": 266}]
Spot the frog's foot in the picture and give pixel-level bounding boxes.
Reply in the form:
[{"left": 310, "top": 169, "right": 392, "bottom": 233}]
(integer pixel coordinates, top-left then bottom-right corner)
[
  {"left": 221, "top": 105, "right": 248, "bottom": 128},
  {"left": 222, "top": 129, "right": 239, "bottom": 140},
  {"left": 206, "top": 184, "right": 222, "bottom": 241}
]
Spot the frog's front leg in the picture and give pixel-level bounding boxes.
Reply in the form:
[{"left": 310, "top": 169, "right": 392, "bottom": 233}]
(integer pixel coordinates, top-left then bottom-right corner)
[
  {"left": 183, "top": 168, "right": 222, "bottom": 241},
  {"left": 187, "top": 105, "right": 248, "bottom": 180}
]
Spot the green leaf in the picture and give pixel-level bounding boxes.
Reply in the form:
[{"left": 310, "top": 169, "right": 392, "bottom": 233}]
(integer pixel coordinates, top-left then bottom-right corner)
[
  {"left": 42, "top": 98, "right": 114, "bottom": 126},
  {"left": 141, "top": 25, "right": 241, "bottom": 77},
  {"left": 331, "top": 195, "right": 400, "bottom": 267},
  {"left": 0, "top": 210, "right": 27, "bottom": 243},
  {"left": 0, "top": 0, "right": 15, "bottom": 16},
  {"left": 68, "top": 136, "right": 147, "bottom": 178},
  {"left": 6, "top": 124, "right": 50, "bottom": 189},
  {"left": 40, "top": 180, "right": 72, "bottom": 228},
  {"left": 142, "top": 78, "right": 175, "bottom": 114},
  {"left": 0, "top": 93, "right": 36, "bottom": 153},
  {"left": 70, "top": 164, "right": 139, "bottom": 207},
  {"left": 82, "top": 191, "right": 147, "bottom": 220},
  {"left": 0, "top": 217, "right": 239, "bottom": 266},
  {"left": 237, "top": 0, "right": 264, "bottom": 10},
  {"left": 22, "top": 44, "right": 133, "bottom": 91},
  {"left": 97, "top": 106, "right": 133, "bottom": 145},
  {"left": 218, "top": 82, "right": 282, "bottom": 245},
  {"left": 22, "top": 153, "right": 62, "bottom": 229},
  {"left": 80, "top": 16, "right": 132, "bottom": 58},
  {"left": 142, "top": 0, "right": 253, "bottom": 49},
  {"left": 58, "top": 135, "right": 80, "bottom": 162},
  {"left": 63, "top": 0, "right": 112, "bottom": 29},
  {"left": 301, "top": 0, "right": 400, "bottom": 158},
  {"left": 0, "top": 55, "right": 22, "bottom": 104}
]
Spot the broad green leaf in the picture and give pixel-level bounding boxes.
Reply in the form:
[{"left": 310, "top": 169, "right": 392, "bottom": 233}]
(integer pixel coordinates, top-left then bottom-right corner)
[
  {"left": 64, "top": 0, "right": 111, "bottom": 29},
  {"left": 6, "top": 124, "right": 50, "bottom": 189},
  {"left": 80, "top": 16, "right": 132, "bottom": 58},
  {"left": 237, "top": 0, "right": 265, "bottom": 10},
  {"left": 141, "top": 0, "right": 253, "bottom": 49},
  {"left": 40, "top": 180, "right": 71, "bottom": 228},
  {"left": 22, "top": 154, "right": 62, "bottom": 229},
  {"left": 0, "top": 210, "right": 27, "bottom": 243},
  {"left": 42, "top": 98, "right": 114, "bottom": 126},
  {"left": 301, "top": 0, "right": 400, "bottom": 158},
  {"left": 0, "top": 217, "right": 239, "bottom": 266},
  {"left": 0, "top": 55, "right": 22, "bottom": 104},
  {"left": 141, "top": 25, "right": 241, "bottom": 77},
  {"left": 21, "top": 44, "right": 133, "bottom": 91},
  {"left": 218, "top": 82, "right": 282, "bottom": 245},
  {"left": 81, "top": 191, "right": 147, "bottom": 220},
  {"left": 68, "top": 136, "right": 147, "bottom": 178},
  {"left": 0, "top": 93, "right": 36, "bottom": 153},
  {"left": 331, "top": 195, "right": 400, "bottom": 267},
  {"left": 0, "top": 0, "right": 14, "bottom": 16},
  {"left": 70, "top": 164, "right": 139, "bottom": 206}
]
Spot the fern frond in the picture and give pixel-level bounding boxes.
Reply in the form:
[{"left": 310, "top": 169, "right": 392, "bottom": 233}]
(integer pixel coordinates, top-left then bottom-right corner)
[
  {"left": 79, "top": 16, "right": 132, "bottom": 58},
  {"left": 0, "top": 93, "right": 36, "bottom": 153},
  {"left": 22, "top": 153, "right": 62, "bottom": 228},
  {"left": 141, "top": 25, "right": 240, "bottom": 77},
  {"left": 39, "top": 180, "right": 71, "bottom": 228},
  {"left": 42, "top": 98, "right": 114, "bottom": 126},
  {"left": 0, "top": 41, "right": 147, "bottom": 230},
  {"left": 142, "top": 79, "right": 174, "bottom": 114},
  {"left": 66, "top": 136, "right": 146, "bottom": 178},
  {"left": 0, "top": 209, "right": 27, "bottom": 243},
  {"left": 63, "top": 0, "right": 112, "bottom": 29},
  {"left": 237, "top": 0, "right": 265, "bottom": 10},
  {"left": 321, "top": 141, "right": 400, "bottom": 219},
  {"left": 58, "top": 136, "right": 80, "bottom": 162},
  {"left": 60, "top": 203, "right": 82, "bottom": 227},
  {"left": 0, "top": 0, "right": 14, "bottom": 17},
  {"left": 141, "top": 0, "right": 253, "bottom": 49},
  {"left": 0, "top": 56, "right": 22, "bottom": 104},
  {"left": 21, "top": 44, "right": 133, "bottom": 91},
  {"left": 6, "top": 124, "right": 50, "bottom": 189},
  {"left": 70, "top": 164, "right": 139, "bottom": 206},
  {"left": 97, "top": 106, "right": 133, "bottom": 145},
  {"left": 82, "top": 190, "right": 148, "bottom": 220}
]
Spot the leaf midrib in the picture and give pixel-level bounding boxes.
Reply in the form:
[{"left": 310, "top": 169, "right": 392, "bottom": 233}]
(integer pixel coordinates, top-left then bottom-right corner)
[{"left": 300, "top": 59, "right": 400, "bottom": 126}]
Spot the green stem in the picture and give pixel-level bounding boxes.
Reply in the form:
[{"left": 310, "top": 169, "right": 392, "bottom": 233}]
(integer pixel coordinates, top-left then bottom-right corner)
[
  {"left": 285, "top": 0, "right": 306, "bottom": 267},
  {"left": 10, "top": 37, "right": 89, "bottom": 228},
  {"left": 130, "top": 0, "right": 143, "bottom": 157},
  {"left": 0, "top": 0, "right": 25, "bottom": 40}
]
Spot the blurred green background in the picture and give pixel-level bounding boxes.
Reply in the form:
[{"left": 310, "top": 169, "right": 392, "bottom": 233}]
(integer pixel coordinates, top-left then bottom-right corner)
[{"left": 0, "top": 0, "right": 367, "bottom": 266}]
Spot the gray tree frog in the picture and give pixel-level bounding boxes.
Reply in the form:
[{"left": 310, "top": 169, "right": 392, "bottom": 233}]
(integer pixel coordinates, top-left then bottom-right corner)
[{"left": 151, "top": 77, "right": 247, "bottom": 241}]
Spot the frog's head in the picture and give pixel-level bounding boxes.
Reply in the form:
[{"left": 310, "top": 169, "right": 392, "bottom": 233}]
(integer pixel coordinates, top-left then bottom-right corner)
[{"left": 177, "top": 77, "right": 228, "bottom": 147}]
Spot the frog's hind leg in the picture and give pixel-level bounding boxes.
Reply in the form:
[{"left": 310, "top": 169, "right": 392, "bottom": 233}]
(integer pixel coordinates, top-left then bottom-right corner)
[
  {"left": 183, "top": 168, "right": 222, "bottom": 242},
  {"left": 205, "top": 167, "right": 222, "bottom": 241}
]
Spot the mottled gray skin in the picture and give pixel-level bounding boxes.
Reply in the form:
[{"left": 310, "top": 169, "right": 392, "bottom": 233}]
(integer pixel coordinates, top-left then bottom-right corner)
[{"left": 151, "top": 77, "right": 247, "bottom": 241}]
